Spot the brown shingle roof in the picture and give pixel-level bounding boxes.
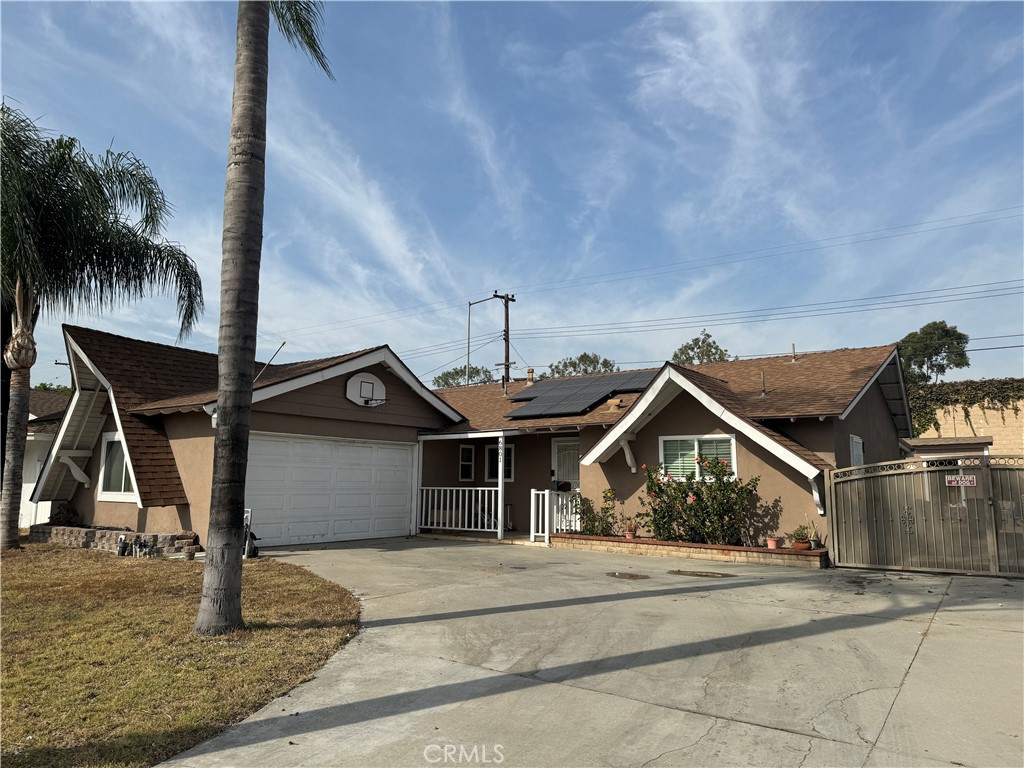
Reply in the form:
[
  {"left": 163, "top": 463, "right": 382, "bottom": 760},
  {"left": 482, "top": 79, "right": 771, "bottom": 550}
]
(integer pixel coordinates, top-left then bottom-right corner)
[
  {"left": 133, "top": 347, "right": 384, "bottom": 414},
  {"left": 434, "top": 379, "right": 642, "bottom": 433},
  {"left": 688, "top": 345, "right": 897, "bottom": 418},
  {"left": 28, "top": 390, "right": 71, "bottom": 434},
  {"left": 433, "top": 346, "right": 897, "bottom": 471}
]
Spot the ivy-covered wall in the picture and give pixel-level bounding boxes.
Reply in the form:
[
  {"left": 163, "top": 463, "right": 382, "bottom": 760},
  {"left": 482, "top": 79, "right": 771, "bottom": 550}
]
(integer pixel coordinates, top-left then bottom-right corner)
[{"left": 909, "top": 378, "right": 1024, "bottom": 453}]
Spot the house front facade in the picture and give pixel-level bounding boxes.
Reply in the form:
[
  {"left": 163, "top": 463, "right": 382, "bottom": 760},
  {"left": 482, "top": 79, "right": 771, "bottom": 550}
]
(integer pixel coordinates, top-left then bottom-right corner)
[{"left": 33, "top": 326, "right": 912, "bottom": 551}]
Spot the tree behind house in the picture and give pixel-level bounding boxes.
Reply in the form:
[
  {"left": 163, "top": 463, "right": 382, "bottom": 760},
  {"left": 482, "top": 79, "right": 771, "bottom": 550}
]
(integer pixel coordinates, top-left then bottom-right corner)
[
  {"left": 546, "top": 352, "right": 618, "bottom": 378},
  {"left": 671, "top": 329, "right": 736, "bottom": 365},
  {"left": 195, "top": 1, "right": 333, "bottom": 635},
  {"left": 433, "top": 365, "right": 495, "bottom": 388},
  {"left": 899, "top": 320, "right": 970, "bottom": 385}
]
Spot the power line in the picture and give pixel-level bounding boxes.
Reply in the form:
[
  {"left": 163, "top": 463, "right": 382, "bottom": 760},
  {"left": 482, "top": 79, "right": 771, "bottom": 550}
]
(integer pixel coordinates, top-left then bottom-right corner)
[
  {"left": 514, "top": 285, "right": 1022, "bottom": 338},
  {"left": 514, "top": 280, "right": 1022, "bottom": 335},
  {"left": 253, "top": 205, "right": 1023, "bottom": 339},
  {"left": 513, "top": 289, "right": 1022, "bottom": 341},
  {"left": 417, "top": 335, "right": 502, "bottom": 379}
]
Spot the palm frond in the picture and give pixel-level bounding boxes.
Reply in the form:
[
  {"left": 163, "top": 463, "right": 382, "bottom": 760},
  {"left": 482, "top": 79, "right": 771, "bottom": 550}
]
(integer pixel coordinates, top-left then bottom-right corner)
[
  {"left": 269, "top": 0, "right": 334, "bottom": 80},
  {"left": 0, "top": 104, "right": 204, "bottom": 338}
]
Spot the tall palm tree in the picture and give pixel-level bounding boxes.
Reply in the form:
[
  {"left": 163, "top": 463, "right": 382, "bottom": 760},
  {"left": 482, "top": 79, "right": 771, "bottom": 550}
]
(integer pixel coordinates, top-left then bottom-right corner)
[
  {"left": 0, "top": 104, "right": 204, "bottom": 550},
  {"left": 194, "top": 1, "right": 332, "bottom": 635}
]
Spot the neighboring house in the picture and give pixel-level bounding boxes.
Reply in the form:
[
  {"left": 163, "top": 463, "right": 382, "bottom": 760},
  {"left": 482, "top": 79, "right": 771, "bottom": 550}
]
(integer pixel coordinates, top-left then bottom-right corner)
[
  {"left": 19, "top": 389, "right": 71, "bottom": 528},
  {"left": 424, "top": 345, "right": 912, "bottom": 542},
  {"left": 900, "top": 436, "right": 994, "bottom": 459},
  {"left": 32, "top": 326, "right": 461, "bottom": 546}
]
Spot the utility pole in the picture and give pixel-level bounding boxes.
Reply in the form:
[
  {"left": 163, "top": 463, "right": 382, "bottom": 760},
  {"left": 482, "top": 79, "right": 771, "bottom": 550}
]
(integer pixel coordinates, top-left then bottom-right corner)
[
  {"left": 465, "top": 291, "right": 516, "bottom": 387},
  {"left": 496, "top": 292, "right": 516, "bottom": 385}
]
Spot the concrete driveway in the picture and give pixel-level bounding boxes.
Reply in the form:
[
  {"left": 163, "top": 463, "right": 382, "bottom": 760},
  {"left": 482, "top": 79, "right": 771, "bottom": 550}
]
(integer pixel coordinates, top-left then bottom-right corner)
[{"left": 168, "top": 539, "right": 1023, "bottom": 768}]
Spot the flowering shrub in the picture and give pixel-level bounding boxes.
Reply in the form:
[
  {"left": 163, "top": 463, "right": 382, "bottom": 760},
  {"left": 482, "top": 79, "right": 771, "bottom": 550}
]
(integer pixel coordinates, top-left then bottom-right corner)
[{"left": 635, "top": 458, "right": 761, "bottom": 545}]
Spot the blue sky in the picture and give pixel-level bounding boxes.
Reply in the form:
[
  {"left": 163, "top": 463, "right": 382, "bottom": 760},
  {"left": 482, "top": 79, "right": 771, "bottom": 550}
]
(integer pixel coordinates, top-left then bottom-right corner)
[{"left": 3, "top": 1, "right": 1022, "bottom": 387}]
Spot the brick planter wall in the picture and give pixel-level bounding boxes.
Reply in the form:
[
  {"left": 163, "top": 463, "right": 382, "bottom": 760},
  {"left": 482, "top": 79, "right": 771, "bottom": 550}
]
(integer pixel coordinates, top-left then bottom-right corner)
[
  {"left": 28, "top": 525, "right": 201, "bottom": 556},
  {"left": 550, "top": 534, "right": 829, "bottom": 569}
]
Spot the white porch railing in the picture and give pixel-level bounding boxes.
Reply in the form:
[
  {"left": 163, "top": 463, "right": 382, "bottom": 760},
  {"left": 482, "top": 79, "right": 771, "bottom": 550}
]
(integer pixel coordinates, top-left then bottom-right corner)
[
  {"left": 420, "top": 487, "right": 499, "bottom": 533},
  {"left": 530, "top": 490, "right": 580, "bottom": 543}
]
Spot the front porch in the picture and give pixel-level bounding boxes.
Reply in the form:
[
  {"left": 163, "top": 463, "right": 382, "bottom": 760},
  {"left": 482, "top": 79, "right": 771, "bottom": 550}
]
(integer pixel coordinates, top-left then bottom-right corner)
[{"left": 418, "top": 487, "right": 581, "bottom": 543}]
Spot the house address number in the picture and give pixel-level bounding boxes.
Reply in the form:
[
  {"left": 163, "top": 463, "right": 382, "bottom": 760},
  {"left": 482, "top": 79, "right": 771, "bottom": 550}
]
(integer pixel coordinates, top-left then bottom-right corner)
[{"left": 945, "top": 475, "right": 977, "bottom": 487}]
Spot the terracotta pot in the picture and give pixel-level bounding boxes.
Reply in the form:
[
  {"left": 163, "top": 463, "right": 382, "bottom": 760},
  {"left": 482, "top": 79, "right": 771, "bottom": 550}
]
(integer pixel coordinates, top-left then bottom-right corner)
[
  {"left": 792, "top": 540, "right": 812, "bottom": 551},
  {"left": 766, "top": 537, "right": 782, "bottom": 550},
  {"left": 625, "top": 531, "right": 636, "bottom": 540}
]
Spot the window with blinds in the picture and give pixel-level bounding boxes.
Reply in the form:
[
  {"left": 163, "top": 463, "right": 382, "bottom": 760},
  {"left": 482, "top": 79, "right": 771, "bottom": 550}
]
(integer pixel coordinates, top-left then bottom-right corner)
[{"left": 660, "top": 436, "right": 734, "bottom": 478}]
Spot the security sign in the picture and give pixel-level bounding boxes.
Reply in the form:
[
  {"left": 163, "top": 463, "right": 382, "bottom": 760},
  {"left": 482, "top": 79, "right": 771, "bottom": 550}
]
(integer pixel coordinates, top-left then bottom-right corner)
[{"left": 945, "top": 475, "right": 977, "bottom": 487}]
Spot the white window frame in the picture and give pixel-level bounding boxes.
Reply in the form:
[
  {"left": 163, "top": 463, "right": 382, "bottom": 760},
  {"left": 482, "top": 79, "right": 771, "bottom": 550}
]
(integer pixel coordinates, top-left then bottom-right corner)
[
  {"left": 458, "top": 444, "right": 475, "bottom": 482},
  {"left": 97, "top": 431, "right": 135, "bottom": 502},
  {"left": 485, "top": 444, "right": 514, "bottom": 483},
  {"left": 659, "top": 434, "right": 737, "bottom": 480}
]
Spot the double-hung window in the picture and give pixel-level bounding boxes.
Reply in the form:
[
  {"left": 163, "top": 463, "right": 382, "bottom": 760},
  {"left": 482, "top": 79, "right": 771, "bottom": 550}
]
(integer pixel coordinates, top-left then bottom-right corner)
[
  {"left": 485, "top": 444, "right": 514, "bottom": 482},
  {"left": 659, "top": 435, "right": 736, "bottom": 479},
  {"left": 458, "top": 445, "right": 475, "bottom": 482},
  {"left": 98, "top": 432, "right": 135, "bottom": 502}
]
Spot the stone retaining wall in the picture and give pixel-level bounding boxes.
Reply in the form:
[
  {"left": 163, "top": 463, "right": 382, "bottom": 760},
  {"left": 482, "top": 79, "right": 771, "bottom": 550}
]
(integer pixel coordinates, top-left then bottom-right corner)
[
  {"left": 29, "top": 525, "right": 201, "bottom": 556},
  {"left": 550, "top": 534, "right": 829, "bottom": 569}
]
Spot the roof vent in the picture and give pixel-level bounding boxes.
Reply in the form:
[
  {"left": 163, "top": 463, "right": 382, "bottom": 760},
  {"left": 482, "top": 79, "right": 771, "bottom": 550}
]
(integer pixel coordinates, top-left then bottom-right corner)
[
  {"left": 526, "top": 367, "right": 535, "bottom": 385},
  {"left": 790, "top": 343, "right": 797, "bottom": 363},
  {"left": 760, "top": 371, "right": 767, "bottom": 398}
]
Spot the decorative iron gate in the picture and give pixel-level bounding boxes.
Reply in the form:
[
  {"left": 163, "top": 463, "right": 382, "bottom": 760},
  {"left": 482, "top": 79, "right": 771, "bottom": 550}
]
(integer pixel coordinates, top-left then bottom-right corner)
[{"left": 827, "top": 456, "right": 1024, "bottom": 576}]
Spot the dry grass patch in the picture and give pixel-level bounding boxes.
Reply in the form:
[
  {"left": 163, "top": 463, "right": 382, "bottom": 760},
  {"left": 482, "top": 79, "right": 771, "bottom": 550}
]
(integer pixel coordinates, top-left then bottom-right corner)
[{"left": 1, "top": 544, "right": 360, "bottom": 768}]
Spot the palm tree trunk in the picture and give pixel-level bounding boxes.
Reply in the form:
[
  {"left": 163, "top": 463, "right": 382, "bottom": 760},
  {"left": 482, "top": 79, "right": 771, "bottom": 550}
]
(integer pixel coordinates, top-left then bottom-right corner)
[
  {"left": 0, "top": 368, "right": 31, "bottom": 550},
  {"left": 195, "top": 1, "right": 270, "bottom": 635}
]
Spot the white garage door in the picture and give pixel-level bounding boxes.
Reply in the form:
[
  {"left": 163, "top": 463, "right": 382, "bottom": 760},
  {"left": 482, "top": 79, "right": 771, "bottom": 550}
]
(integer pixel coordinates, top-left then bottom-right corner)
[{"left": 245, "top": 434, "right": 416, "bottom": 547}]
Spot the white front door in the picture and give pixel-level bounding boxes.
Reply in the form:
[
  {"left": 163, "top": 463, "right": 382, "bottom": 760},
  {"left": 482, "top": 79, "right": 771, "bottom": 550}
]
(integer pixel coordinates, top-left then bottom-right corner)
[
  {"left": 245, "top": 434, "right": 415, "bottom": 547},
  {"left": 551, "top": 438, "right": 580, "bottom": 491}
]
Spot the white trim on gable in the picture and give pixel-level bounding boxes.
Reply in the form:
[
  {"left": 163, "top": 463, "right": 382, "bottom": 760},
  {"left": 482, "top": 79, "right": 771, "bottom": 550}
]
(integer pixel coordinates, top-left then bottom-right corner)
[
  {"left": 839, "top": 348, "right": 897, "bottom": 422},
  {"left": 580, "top": 366, "right": 822, "bottom": 480},
  {"left": 250, "top": 347, "right": 463, "bottom": 423}
]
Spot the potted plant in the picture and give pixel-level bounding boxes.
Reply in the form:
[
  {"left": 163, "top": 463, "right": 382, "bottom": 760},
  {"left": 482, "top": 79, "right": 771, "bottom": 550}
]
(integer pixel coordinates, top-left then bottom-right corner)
[
  {"left": 623, "top": 516, "right": 640, "bottom": 540},
  {"left": 766, "top": 534, "right": 785, "bottom": 549},
  {"left": 786, "top": 524, "right": 814, "bottom": 550}
]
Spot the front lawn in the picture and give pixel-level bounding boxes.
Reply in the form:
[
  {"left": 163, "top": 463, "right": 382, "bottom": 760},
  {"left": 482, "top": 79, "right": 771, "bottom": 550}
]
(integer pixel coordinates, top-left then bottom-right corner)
[{"left": 1, "top": 544, "right": 360, "bottom": 768}]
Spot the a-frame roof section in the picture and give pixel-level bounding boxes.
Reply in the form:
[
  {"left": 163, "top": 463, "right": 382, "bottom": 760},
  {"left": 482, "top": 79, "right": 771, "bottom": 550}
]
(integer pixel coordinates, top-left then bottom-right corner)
[
  {"left": 581, "top": 363, "right": 828, "bottom": 479},
  {"left": 133, "top": 346, "right": 462, "bottom": 422}
]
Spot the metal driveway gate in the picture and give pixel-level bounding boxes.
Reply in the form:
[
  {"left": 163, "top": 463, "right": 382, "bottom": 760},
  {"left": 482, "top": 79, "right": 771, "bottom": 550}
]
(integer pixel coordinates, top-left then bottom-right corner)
[{"left": 828, "top": 456, "right": 1024, "bottom": 576}]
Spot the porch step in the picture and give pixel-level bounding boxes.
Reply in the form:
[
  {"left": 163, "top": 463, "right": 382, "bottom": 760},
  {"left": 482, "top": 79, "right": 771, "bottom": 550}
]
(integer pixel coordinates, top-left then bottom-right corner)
[{"left": 418, "top": 533, "right": 550, "bottom": 548}]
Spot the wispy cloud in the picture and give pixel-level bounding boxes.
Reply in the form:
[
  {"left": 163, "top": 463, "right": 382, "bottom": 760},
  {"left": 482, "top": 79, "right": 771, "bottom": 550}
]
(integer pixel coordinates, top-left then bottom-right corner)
[{"left": 434, "top": 6, "right": 528, "bottom": 232}]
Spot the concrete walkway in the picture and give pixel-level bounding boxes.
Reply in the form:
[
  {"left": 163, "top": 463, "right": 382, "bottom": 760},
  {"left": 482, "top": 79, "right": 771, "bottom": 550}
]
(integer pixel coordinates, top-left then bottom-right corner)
[{"left": 168, "top": 538, "right": 1023, "bottom": 768}]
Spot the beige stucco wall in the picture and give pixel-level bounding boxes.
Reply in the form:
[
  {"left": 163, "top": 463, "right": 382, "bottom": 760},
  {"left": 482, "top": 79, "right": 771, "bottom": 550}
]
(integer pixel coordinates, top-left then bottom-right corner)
[
  {"left": 579, "top": 393, "right": 821, "bottom": 542},
  {"left": 72, "top": 414, "right": 196, "bottom": 536},
  {"left": 920, "top": 402, "right": 1024, "bottom": 455}
]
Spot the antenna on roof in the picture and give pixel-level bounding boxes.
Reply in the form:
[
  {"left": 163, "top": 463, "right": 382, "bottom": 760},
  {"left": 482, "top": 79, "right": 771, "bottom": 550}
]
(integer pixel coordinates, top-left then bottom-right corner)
[{"left": 253, "top": 341, "right": 286, "bottom": 384}]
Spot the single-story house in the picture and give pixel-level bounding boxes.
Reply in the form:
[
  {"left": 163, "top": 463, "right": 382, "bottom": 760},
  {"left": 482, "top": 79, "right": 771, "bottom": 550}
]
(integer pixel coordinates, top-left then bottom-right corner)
[
  {"left": 33, "top": 325, "right": 912, "bottom": 549},
  {"left": 424, "top": 345, "right": 912, "bottom": 543},
  {"left": 18, "top": 389, "right": 71, "bottom": 528},
  {"left": 31, "top": 325, "right": 462, "bottom": 545}
]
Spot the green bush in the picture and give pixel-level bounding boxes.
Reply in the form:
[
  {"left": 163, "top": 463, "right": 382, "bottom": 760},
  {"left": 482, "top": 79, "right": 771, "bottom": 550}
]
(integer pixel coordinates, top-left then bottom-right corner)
[
  {"left": 574, "top": 491, "right": 617, "bottom": 536},
  {"left": 636, "top": 459, "right": 761, "bottom": 545}
]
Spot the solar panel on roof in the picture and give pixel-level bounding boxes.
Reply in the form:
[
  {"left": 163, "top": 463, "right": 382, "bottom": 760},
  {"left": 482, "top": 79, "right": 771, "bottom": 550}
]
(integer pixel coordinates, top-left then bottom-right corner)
[{"left": 506, "top": 369, "right": 658, "bottom": 419}]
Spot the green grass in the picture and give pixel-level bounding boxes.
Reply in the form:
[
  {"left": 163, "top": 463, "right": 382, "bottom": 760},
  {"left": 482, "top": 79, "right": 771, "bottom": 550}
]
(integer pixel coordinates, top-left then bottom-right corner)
[{"left": 1, "top": 544, "right": 360, "bottom": 767}]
